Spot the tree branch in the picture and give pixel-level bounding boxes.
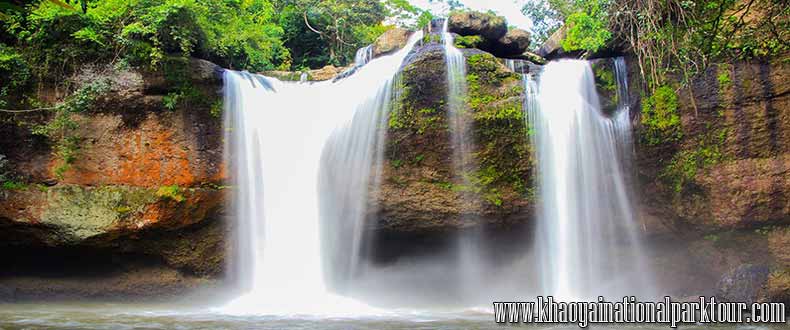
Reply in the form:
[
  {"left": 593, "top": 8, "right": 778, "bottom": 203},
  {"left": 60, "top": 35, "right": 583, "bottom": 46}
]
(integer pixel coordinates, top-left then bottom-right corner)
[
  {"left": 303, "top": 11, "right": 325, "bottom": 36},
  {"left": 0, "top": 107, "right": 57, "bottom": 113}
]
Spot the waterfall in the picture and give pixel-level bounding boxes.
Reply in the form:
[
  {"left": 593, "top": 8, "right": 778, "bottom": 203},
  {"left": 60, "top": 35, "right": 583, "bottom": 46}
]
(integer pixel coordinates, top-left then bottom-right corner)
[
  {"left": 526, "top": 59, "right": 654, "bottom": 300},
  {"left": 220, "top": 30, "right": 424, "bottom": 314}
]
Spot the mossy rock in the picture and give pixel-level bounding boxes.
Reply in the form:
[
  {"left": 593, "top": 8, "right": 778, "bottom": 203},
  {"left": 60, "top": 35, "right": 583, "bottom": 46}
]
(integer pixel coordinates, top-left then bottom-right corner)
[
  {"left": 373, "top": 44, "right": 535, "bottom": 233},
  {"left": 41, "top": 185, "right": 158, "bottom": 243}
]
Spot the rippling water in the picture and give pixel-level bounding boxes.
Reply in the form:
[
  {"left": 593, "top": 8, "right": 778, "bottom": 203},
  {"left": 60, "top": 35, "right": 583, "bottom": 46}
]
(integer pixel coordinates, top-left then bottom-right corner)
[{"left": 0, "top": 303, "right": 786, "bottom": 330}]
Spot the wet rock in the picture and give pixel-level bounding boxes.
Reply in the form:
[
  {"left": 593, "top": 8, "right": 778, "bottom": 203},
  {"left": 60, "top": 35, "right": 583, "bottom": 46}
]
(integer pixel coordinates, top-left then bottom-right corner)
[
  {"left": 263, "top": 65, "right": 347, "bottom": 82},
  {"left": 636, "top": 57, "right": 790, "bottom": 230},
  {"left": 369, "top": 44, "right": 534, "bottom": 234},
  {"left": 717, "top": 264, "right": 769, "bottom": 303}
]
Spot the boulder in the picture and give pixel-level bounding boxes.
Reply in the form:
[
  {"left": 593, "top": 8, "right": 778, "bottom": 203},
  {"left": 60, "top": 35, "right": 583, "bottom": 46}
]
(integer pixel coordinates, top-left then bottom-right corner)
[
  {"left": 717, "top": 264, "right": 769, "bottom": 304},
  {"left": 493, "top": 29, "right": 531, "bottom": 57},
  {"left": 448, "top": 12, "right": 507, "bottom": 41},
  {"left": 537, "top": 26, "right": 567, "bottom": 59},
  {"left": 447, "top": 12, "right": 530, "bottom": 59},
  {"left": 373, "top": 28, "right": 411, "bottom": 57}
]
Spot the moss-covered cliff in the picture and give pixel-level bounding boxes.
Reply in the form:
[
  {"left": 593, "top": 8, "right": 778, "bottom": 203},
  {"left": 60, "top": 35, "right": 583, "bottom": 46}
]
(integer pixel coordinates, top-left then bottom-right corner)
[
  {"left": 631, "top": 55, "right": 790, "bottom": 301},
  {"left": 369, "top": 40, "right": 535, "bottom": 235}
]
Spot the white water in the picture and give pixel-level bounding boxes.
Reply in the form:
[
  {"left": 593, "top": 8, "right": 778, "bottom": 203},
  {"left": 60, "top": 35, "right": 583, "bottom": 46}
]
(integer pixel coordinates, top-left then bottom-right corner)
[
  {"left": 526, "top": 59, "right": 654, "bottom": 300},
  {"left": 220, "top": 31, "right": 424, "bottom": 315},
  {"left": 355, "top": 45, "right": 374, "bottom": 67},
  {"left": 442, "top": 19, "right": 487, "bottom": 301}
]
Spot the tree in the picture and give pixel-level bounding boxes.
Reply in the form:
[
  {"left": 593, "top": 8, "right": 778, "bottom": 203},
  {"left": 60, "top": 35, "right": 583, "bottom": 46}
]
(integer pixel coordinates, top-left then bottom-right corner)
[{"left": 292, "top": 0, "right": 386, "bottom": 66}]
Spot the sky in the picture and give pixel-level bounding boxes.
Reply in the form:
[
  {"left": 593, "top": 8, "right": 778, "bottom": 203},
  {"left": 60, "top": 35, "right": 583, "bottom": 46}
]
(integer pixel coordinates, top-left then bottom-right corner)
[{"left": 407, "top": 0, "right": 532, "bottom": 30}]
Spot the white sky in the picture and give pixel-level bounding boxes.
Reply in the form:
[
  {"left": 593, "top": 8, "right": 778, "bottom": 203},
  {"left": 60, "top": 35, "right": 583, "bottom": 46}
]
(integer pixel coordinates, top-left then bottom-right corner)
[{"left": 407, "top": 0, "right": 532, "bottom": 30}]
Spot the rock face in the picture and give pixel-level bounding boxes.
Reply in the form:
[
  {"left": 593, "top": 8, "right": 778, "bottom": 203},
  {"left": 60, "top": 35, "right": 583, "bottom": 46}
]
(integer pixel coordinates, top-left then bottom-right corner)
[
  {"left": 636, "top": 57, "right": 790, "bottom": 231},
  {"left": 717, "top": 264, "right": 770, "bottom": 303},
  {"left": 0, "top": 58, "right": 228, "bottom": 301},
  {"left": 633, "top": 56, "right": 790, "bottom": 299}
]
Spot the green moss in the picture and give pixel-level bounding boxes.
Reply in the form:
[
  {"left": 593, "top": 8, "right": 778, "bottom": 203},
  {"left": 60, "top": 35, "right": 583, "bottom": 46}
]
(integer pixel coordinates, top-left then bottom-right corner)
[
  {"left": 466, "top": 53, "right": 524, "bottom": 122},
  {"left": 422, "top": 33, "right": 442, "bottom": 44},
  {"left": 661, "top": 128, "right": 727, "bottom": 193},
  {"left": 41, "top": 185, "right": 158, "bottom": 242},
  {"left": 454, "top": 35, "right": 483, "bottom": 49},
  {"left": 1, "top": 181, "right": 27, "bottom": 190},
  {"left": 717, "top": 64, "right": 732, "bottom": 95},
  {"left": 641, "top": 85, "right": 682, "bottom": 146},
  {"left": 391, "top": 159, "right": 403, "bottom": 169},
  {"left": 464, "top": 52, "right": 533, "bottom": 200},
  {"left": 156, "top": 184, "right": 185, "bottom": 202}
]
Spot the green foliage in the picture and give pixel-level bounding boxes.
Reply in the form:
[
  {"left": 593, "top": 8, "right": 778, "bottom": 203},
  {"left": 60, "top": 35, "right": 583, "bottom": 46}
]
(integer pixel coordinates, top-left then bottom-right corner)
[
  {"left": 593, "top": 64, "right": 616, "bottom": 95},
  {"left": 287, "top": 0, "right": 388, "bottom": 67},
  {"left": 521, "top": 0, "right": 564, "bottom": 47},
  {"left": 210, "top": 100, "right": 223, "bottom": 118},
  {"left": 158, "top": 57, "right": 218, "bottom": 113},
  {"left": 453, "top": 35, "right": 483, "bottom": 49},
  {"left": 640, "top": 85, "right": 682, "bottom": 146},
  {"left": 0, "top": 44, "right": 31, "bottom": 108},
  {"left": 156, "top": 184, "right": 185, "bottom": 202},
  {"left": 163, "top": 92, "right": 182, "bottom": 111},
  {"left": 4, "top": 0, "right": 291, "bottom": 74},
  {"left": 391, "top": 159, "right": 403, "bottom": 169},
  {"left": 560, "top": 0, "right": 611, "bottom": 52},
  {"left": 1, "top": 180, "right": 26, "bottom": 190}
]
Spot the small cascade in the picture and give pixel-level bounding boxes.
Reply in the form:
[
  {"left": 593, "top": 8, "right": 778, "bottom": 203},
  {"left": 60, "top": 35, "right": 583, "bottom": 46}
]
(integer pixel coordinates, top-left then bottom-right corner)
[
  {"left": 221, "top": 31, "right": 424, "bottom": 314},
  {"left": 354, "top": 45, "right": 374, "bottom": 67},
  {"left": 442, "top": 19, "right": 484, "bottom": 301},
  {"left": 442, "top": 18, "right": 472, "bottom": 197},
  {"left": 524, "top": 59, "right": 654, "bottom": 300}
]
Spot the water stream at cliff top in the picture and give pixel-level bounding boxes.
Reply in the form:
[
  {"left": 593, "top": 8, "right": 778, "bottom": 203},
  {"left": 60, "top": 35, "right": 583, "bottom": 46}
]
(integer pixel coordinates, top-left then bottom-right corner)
[
  {"left": 220, "top": 31, "right": 423, "bottom": 315},
  {"left": 525, "top": 58, "right": 655, "bottom": 300}
]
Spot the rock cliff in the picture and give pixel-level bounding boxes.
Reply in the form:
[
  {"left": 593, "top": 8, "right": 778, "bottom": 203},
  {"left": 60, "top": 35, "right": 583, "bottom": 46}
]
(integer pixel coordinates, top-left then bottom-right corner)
[{"left": 0, "top": 58, "right": 227, "bottom": 301}]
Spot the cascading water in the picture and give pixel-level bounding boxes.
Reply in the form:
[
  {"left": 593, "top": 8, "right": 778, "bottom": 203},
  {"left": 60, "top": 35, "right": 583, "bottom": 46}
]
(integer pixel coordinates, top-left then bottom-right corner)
[
  {"left": 355, "top": 45, "right": 374, "bottom": 67},
  {"left": 442, "top": 19, "right": 486, "bottom": 301},
  {"left": 220, "top": 31, "right": 424, "bottom": 314},
  {"left": 525, "top": 59, "right": 654, "bottom": 300}
]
